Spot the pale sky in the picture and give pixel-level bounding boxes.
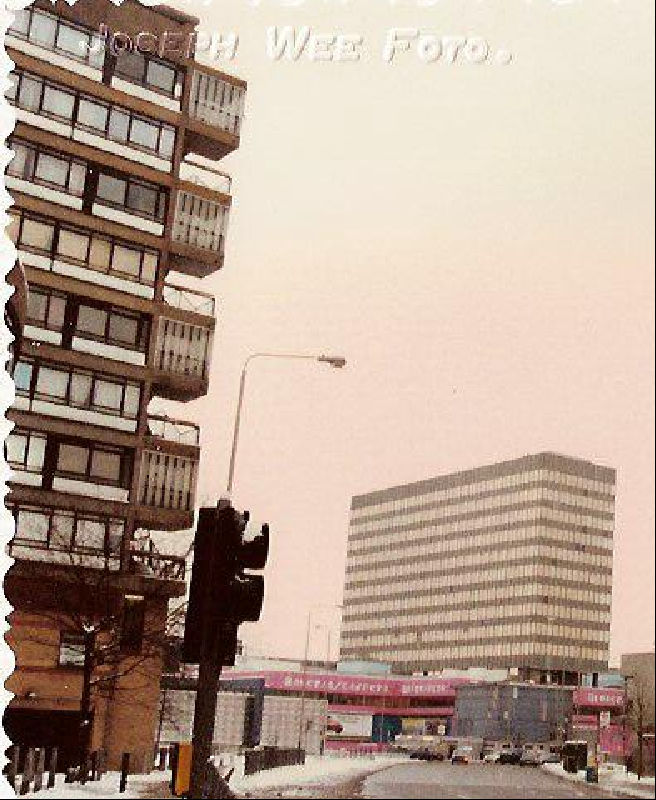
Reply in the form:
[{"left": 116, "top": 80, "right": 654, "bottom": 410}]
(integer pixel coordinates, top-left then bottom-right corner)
[{"left": 33, "top": 0, "right": 656, "bottom": 665}]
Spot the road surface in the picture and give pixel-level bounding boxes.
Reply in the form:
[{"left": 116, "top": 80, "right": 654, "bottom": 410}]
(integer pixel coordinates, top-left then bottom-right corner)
[{"left": 361, "top": 762, "right": 632, "bottom": 799}]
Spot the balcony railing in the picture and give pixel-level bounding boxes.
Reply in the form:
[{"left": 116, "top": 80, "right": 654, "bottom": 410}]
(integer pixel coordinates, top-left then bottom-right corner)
[
  {"left": 163, "top": 283, "right": 215, "bottom": 317},
  {"left": 179, "top": 157, "right": 232, "bottom": 195},
  {"left": 153, "top": 317, "right": 213, "bottom": 381},
  {"left": 146, "top": 415, "right": 200, "bottom": 447},
  {"left": 172, "top": 189, "right": 229, "bottom": 256},
  {"left": 189, "top": 69, "right": 245, "bottom": 136},
  {"left": 128, "top": 545, "right": 186, "bottom": 581},
  {"left": 7, "top": 539, "right": 121, "bottom": 572}
]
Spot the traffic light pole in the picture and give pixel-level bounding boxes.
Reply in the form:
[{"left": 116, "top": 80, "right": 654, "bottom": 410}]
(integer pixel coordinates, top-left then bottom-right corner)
[{"left": 189, "top": 630, "right": 222, "bottom": 799}]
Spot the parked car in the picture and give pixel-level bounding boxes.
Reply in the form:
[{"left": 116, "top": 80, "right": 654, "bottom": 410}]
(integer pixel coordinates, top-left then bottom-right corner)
[
  {"left": 483, "top": 751, "right": 501, "bottom": 763},
  {"left": 451, "top": 746, "right": 474, "bottom": 764},
  {"left": 410, "top": 749, "right": 441, "bottom": 761},
  {"left": 519, "top": 751, "right": 541, "bottom": 766},
  {"left": 497, "top": 747, "right": 522, "bottom": 765},
  {"left": 538, "top": 751, "right": 561, "bottom": 765}
]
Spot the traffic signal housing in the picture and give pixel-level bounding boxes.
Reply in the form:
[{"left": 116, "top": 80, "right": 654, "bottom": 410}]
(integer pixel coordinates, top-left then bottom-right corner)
[{"left": 182, "top": 502, "right": 269, "bottom": 664}]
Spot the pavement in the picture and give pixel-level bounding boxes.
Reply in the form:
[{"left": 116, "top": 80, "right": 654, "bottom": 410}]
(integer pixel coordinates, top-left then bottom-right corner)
[{"left": 360, "top": 762, "right": 647, "bottom": 799}]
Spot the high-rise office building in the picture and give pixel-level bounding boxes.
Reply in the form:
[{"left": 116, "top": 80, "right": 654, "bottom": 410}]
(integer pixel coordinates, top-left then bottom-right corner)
[
  {"left": 3, "top": 0, "right": 246, "bottom": 770},
  {"left": 340, "top": 453, "right": 615, "bottom": 682}
]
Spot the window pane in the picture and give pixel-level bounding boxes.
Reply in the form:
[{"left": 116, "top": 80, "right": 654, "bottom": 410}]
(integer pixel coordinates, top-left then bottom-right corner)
[
  {"left": 123, "top": 384, "right": 141, "bottom": 417},
  {"left": 18, "top": 75, "right": 42, "bottom": 111},
  {"left": 108, "top": 312, "right": 139, "bottom": 346},
  {"left": 69, "top": 162, "right": 87, "bottom": 195},
  {"left": 30, "top": 13, "right": 57, "bottom": 47},
  {"left": 76, "top": 518, "right": 105, "bottom": 550},
  {"left": 90, "top": 449, "right": 121, "bottom": 482},
  {"left": 16, "top": 509, "right": 49, "bottom": 543},
  {"left": 97, "top": 173, "right": 126, "bottom": 205},
  {"left": 21, "top": 218, "right": 54, "bottom": 251},
  {"left": 129, "top": 118, "right": 158, "bottom": 151},
  {"left": 57, "top": 443, "right": 89, "bottom": 475},
  {"left": 36, "top": 366, "right": 69, "bottom": 399},
  {"left": 5, "top": 433, "right": 27, "bottom": 465},
  {"left": 147, "top": 61, "right": 175, "bottom": 93},
  {"left": 59, "top": 634, "right": 85, "bottom": 666},
  {"left": 76, "top": 305, "right": 107, "bottom": 338},
  {"left": 116, "top": 50, "right": 145, "bottom": 82},
  {"left": 109, "top": 521, "right": 124, "bottom": 553},
  {"left": 35, "top": 153, "right": 68, "bottom": 187},
  {"left": 113, "top": 245, "right": 141, "bottom": 277},
  {"left": 42, "top": 86, "right": 74, "bottom": 119},
  {"left": 78, "top": 98, "right": 108, "bottom": 131},
  {"left": 26, "top": 290, "right": 48, "bottom": 324},
  {"left": 93, "top": 379, "right": 123, "bottom": 411},
  {"left": 159, "top": 127, "right": 175, "bottom": 159},
  {"left": 9, "top": 8, "right": 30, "bottom": 35},
  {"left": 89, "top": 237, "right": 111, "bottom": 271},
  {"left": 50, "top": 513, "right": 74, "bottom": 549},
  {"left": 142, "top": 251, "right": 158, "bottom": 283},
  {"left": 26, "top": 435, "right": 46, "bottom": 469},
  {"left": 70, "top": 373, "right": 92, "bottom": 407},
  {"left": 127, "top": 182, "right": 157, "bottom": 216},
  {"left": 8, "top": 143, "right": 28, "bottom": 178},
  {"left": 48, "top": 295, "right": 66, "bottom": 329},
  {"left": 56, "top": 24, "right": 88, "bottom": 59},
  {"left": 57, "top": 229, "right": 89, "bottom": 262},
  {"left": 6, "top": 213, "right": 20, "bottom": 244},
  {"left": 108, "top": 109, "right": 129, "bottom": 142},
  {"left": 13, "top": 361, "right": 32, "bottom": 392}
]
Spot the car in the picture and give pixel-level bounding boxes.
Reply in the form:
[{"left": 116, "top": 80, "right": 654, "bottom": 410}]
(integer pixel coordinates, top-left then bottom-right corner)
[
  {"left": 451, "top": 746, "right": 474, "bottom": 764},
  {"left": 538, "top": 752, "right": 561, "bottom": 765},
  {"left": 483, "top": 751, "right": 501, "bottom": 763},
  {"left": 497, "top": 748, "right": 522, "bottom": 765},
  {"left": 410, "top": 749, "right": 440, "bottom": 761},
  {"left": 519, "top": 751, "right": 541, "bottom": 767}
]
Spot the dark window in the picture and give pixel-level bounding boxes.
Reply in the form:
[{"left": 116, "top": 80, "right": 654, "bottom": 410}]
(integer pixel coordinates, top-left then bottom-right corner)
[{"left": 121, "top": 595, "right": 145, "bottom": 653}]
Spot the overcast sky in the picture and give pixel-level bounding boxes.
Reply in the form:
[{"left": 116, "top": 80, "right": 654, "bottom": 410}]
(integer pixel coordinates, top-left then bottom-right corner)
[{"left": 150, "top": 0, "right": 656, "bottom": 665}]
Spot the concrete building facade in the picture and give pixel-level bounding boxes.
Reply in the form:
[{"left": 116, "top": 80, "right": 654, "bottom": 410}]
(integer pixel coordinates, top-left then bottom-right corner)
[
  {"left": 340, "top": 453, "right": 615, "bottom": 679},
  {"left": 3, "top": 0, "right": 245, "bottom": 771}
]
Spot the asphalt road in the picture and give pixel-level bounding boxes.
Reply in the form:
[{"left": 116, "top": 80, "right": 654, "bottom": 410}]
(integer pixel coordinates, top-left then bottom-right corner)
[{"left": 361, "top": 762, "right": 630, "bottom": 799}]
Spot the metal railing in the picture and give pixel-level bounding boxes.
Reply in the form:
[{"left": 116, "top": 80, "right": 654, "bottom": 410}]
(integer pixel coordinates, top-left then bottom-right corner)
[
  {"left": 147, "top": 414, "right": 200, "bottom": 446},
  {"left": 162, "top": 283, "right": 215, "bottom": 317},
  {"left": 179, "top": 157, "right": 232, "bottom": 195},
  {"left": 189, "top": 69, "right": 245, "bottom": 136},
  {"left": 129, "top": 546, "right": 186, "bottom": 581}
]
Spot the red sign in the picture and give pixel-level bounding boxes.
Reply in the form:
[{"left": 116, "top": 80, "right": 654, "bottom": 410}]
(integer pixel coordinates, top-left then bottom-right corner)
[
  {"left": 573, "top": 688, "right": 625, "bottom": 709},
  {"left": 223, "top": 670, "right": 461, "bottom": 699}
]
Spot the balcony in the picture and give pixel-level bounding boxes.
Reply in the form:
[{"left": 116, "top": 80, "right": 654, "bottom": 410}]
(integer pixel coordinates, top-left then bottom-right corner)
[
  {"left": 163, "top": 282, "right": 215, "bottom": 318},
  {"left": 146, "top": 415, "right": 200, "bottom": 447},
  {"left": 184, "top": 67, "right": 246, "bottom": 160},
  {"left": 170, "top": 187, "right": 231, "bottom": 275},
  {"left": 128, "top": 545, "right": 186, "bottom": 582},
  {"left": 135, "top": 447, "right": 198, "bottom": 531},
  {"left": 151, "top": 314, "right": 214, "bottom": 401}
]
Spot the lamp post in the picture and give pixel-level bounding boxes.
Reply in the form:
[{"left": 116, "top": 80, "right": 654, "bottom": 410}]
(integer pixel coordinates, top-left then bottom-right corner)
[{"left": 226, "top": 352, "right": 347, "bottom": 494}]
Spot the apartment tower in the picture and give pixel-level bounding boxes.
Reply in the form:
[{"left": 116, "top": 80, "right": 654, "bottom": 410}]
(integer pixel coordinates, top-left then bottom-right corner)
[
  {"left": 3, "top": 0, "right": 245, "bottom": 770},
  {"left": 340, "top": 453, "right": 615, "bottom": 682}
]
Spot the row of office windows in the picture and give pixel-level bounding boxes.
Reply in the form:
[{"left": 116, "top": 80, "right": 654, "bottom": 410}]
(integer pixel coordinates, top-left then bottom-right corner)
[
  {"left": 8, "top": 69, "right": 177, "bottom": 161},
  {"left": 8, "top": 137, "right": 168, "bottom": 223},
  {"left": 342, "top": 604, "right": 612, "bottom": 634},
  {"left": 9, "top": 503, "right": 124, "bottom": 556},
  {"left": 350, "top": 503, "right": 614, "bottom": 540},
  {"left": 12, "top": 358, "right": 142, "bottom": 422},
  {"left": 9, "top": 6, "right": 182, "bottom": 99},
  {"left": 349, "top": 641, "right": 607, "bottom": 664},
  {"left": 344, "top": 566, "right": 612, "bottom": 600},
  {"left": 350, "top": 469, "right": 615, "bottom": 523},
  {"left": 8, "top": 209, "right": 160, "bottom": 287},
  {"left": 343, "top": 584, "right": 612, "bottom": 616},
  {"left": 347, "top": 526, "right": 613, "bottom": 562},
  {"left": 345, "top": 548, "right": 612, "bottom": 585},
  {"left": 6, "top": 428, "right": 131, "bottom": 490},
  {"left": 23, "top": 283, "right": 150, "bottom": 355}
]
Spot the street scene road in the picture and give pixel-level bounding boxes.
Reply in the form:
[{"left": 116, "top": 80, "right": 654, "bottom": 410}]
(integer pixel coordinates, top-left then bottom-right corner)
[{"left": 361, "top": 763, "right": 634, "bottom": 799}]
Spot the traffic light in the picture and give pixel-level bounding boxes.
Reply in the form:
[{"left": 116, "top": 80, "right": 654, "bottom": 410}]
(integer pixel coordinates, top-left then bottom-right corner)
[{"left": 182, "top": 501, "right": 269, "bottom": 664}]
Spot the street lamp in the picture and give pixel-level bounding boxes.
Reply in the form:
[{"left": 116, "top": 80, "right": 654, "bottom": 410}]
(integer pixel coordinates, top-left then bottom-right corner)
[{"left": 226, "top": 352, "right": 347, "bottom": 494}]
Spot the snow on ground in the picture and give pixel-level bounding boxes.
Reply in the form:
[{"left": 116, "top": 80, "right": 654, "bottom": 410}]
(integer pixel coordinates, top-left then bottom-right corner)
[
  {"left": 229, "top": 754, "right": 407, "bottom": 793},
  {"left": 6, "top": 770, "right": 170, "bottom": 799},
  {"left": 5, "top": 756, "right": 407, "bottom": 798},
  {"left": 542, "top": 762, "right": 656, "bottom": 798}
]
